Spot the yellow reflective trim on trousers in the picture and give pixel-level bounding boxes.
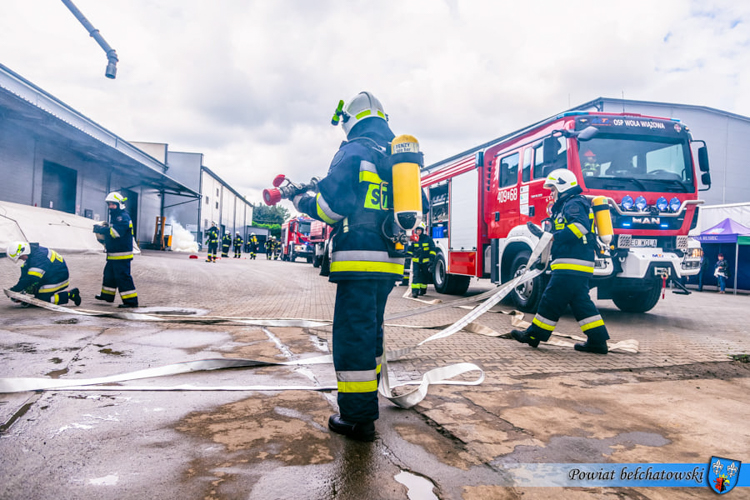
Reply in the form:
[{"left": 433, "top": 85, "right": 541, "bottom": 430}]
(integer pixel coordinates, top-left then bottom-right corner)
[
  {"left": 580, "top": 319, "right": 605, "bottom": 331},
  {"left": 337, "top": 379, "right": 378, "bottom": 393},
  {"left": 101, "top": 289, "right": 116, "bottom": 295},
  {"left": 550, "top": 263, "right": 594, "bottom": 273},
  {"left": 121, "top": 291, "right": 138, "bottom": 299},
  {"left": 532, "top": 317, "right": 556, "bottom": 331},
  {"left": 39, "top": 281, "right": 69, "bottom": 293},
  {"left": 567, "top": 223, "right": 584, "bottom": 239},
  {"left": 330, "top": 261, "right": 404, "bottom": 274},
  {"left": 107, "top": 253, "right": 133, "bottom": 260}
]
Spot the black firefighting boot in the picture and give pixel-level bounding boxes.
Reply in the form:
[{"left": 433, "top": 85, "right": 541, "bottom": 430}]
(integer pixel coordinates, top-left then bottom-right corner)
[
  {"left": 95, "top": 294, "right": 114, "bottom": 303},
  {"left": 419, "top": 289, "right": 426, "bottom": 296},
  {"left": 574, "top": 341, "right": 608, "bottom": 354},
  {"left": 411, "top": 289, "right": 419, "bottom": 298},
  {"left": 511, "top": 329, "right": 540, "bottom": 348},
  {"left": 118, "top": 302, "right": 139, "bottom": 309},
  {"left": 69, "top": 288, "right": 81, "bottom": 306},
  {"left": 328, "top": 414, "right": 376, "bottom": 442}
]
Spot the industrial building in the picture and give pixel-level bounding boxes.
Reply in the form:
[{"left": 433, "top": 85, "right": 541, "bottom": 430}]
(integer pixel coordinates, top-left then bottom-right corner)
[{"left": 0, "top": 63, "right": 252, "bottom": 250}]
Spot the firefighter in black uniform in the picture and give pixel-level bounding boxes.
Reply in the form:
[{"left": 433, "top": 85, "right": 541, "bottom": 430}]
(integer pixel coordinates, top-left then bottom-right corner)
[
  {"left": 6, "top": 241, "right": 81, "bottom": 306},
  {"left": 272, "top": 237, "right": 281, "bottom": 260},
  {"left": 511, "top": 169, "right": 609, "bottom": 354},
  {"left": 93, "top": 192, "right": 139, "bottom": 308},
  {"left": 409, "top": 223, "right": 436, "bottom": 297},
  {"left": 221, "top": 231, "right": 232, "bottom": 258},
  {"left": 247, "top": 233, "right": 259, "bottom": 260},
  {"left": 206, "top": 222, "right": 219, "bottom": 262},
  {"left": 264, "top": 237, "right": 273, "bottom": 259},
  {"left": 233, "top": 232, "right": 243, "bottom": 258},
  {"left": 294, "top": 91, "right": 405, "bottom": 442}
]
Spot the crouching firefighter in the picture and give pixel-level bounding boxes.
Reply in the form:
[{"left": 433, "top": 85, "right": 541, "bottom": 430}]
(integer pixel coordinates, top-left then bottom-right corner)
[
  {"left": 93, "top": 192, "right": 139, "bottom": 308},
  {"left": 6, "top": 242, "right": 81, "bottom": 306},
  {"left": 511, "top": 169, "right": 610, "bottom": 354},
  {"left": 409, "top": 223, "right": 435, "bottom": 297},
  {"left": 293, "top": 91, "right": 422, "bottom": 441}
]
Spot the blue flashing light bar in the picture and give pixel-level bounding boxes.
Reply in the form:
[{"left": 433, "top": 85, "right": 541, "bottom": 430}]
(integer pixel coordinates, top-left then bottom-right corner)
[
  {"left": 660, "top": 224, "right": 669, "bottom": 228},
  {"left": 622, "top": 222, "right": 632, "bottom": 228},
  {"left": 556, "top": 111, "right": 587, "bottom": 118}
]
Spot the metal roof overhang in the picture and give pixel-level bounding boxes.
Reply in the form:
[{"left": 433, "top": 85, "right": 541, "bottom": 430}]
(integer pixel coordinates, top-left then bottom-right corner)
[{"left": 0, "top": 64, "right": 199, "bottom": 198}]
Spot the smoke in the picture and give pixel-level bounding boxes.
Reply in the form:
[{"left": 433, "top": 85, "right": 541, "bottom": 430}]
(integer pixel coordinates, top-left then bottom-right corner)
[{"left": 170, "top": 220, "right": 199, "bottom": 253}]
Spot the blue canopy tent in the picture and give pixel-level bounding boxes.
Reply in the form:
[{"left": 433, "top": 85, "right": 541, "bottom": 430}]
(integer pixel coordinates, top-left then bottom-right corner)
[{"left": 694, "top": 218, "right": 750, "bottom": 294}]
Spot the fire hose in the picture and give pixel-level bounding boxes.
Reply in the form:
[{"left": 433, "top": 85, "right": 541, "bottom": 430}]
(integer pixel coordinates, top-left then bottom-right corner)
[{"left": 0, "top": 233, "right": 637, "bottom": 407}]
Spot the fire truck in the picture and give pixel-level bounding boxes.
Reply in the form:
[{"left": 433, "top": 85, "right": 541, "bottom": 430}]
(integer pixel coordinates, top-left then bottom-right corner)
[
  {"left": 422, "top": 111, "right": 711, "bottom": 313},
  {"left": 309, "top": 220, "right": 333, "bottom": 268},
  {"left": 280, "top": 216, "right": 314, "bottom": 263}
]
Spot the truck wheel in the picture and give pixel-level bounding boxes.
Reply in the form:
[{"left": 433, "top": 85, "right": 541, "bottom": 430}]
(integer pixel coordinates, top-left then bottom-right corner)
[
  {"left": 612, "top": 280, "right": 661, "bottom": 313},
  {"left": 289, "top": 251, "right": 296, "bottom": 263},
  {"left": 433, "top": 253, "right": 471, "bottom": 295},
  {"left": 509, "top": 251, "right": 546, "bottom": 313},
  {"left": 312, "top": 255, "right": 321, "bottom": 268},
  {"left": 306, "top": 256, "right": 313, "bottom": 264}
]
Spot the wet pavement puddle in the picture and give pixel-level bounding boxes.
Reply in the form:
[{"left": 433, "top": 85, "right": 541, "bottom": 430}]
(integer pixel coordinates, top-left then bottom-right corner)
[{"left": 394, "top": 470, "right": 438, "bottom": 500}]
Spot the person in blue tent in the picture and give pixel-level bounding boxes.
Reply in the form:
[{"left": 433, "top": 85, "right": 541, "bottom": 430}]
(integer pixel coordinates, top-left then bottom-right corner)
[{"left": 714, "top": 253, "right": 729, "bottom": 293}]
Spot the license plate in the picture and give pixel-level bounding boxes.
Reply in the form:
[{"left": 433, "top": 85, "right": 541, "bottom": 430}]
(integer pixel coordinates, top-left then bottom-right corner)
[{"left": 632, "top": 238, "right": 657, "bottom": 247}]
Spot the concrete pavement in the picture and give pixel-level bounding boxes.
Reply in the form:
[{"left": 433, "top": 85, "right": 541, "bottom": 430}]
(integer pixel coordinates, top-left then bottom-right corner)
[{"left": 1, "top": 250, "right": 748, "bottom": 499}]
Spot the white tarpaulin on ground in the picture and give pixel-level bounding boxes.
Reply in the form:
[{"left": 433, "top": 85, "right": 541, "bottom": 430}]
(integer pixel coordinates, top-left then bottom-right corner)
[{"left": 0, "top": 200, "right": 115, "bottom": 255}]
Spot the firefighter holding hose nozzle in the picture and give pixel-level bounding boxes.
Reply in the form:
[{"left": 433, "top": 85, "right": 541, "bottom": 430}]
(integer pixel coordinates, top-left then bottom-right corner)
[{"left": 286, "top": 91, "right": 418, "bottom": 442}]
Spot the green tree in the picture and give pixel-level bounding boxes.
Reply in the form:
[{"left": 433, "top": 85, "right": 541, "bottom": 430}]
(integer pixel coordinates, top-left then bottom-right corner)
[{"left": 252, "top": 203, "right": 290, "bottom": 225}]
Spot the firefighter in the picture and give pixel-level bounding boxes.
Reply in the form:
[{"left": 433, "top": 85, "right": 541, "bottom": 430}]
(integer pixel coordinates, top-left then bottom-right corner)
[
  {"left": 293, "top": 91, "right": 404, "bottom": 442},
  {"left": 511, "top": 169, "right": 609, "bottom": 354},
  {"left": 234, "top": 232, "right": 243, "bottom": 258},
  {"left": 273, "top": 236, "right": 282, "bottom": 260},
  {"left": 93, "top": 192, "right": 139, "bottom": 308},
  {"left": 409, "top": 223, "right": 436, "bottom": 297},
  {"left": 221, "top": 231, "right": 232, "bottom": 258},
  {"left": 6, "top": 242, "right": 81, "bottom": 307},
  {"left": 264, "top": 236, "right": 273, "bottom": 259},
  {"left": 248, "top": 233, "right": 259, "bottom": 260},
  {"left": 205, "top": 222, "right": 219, "bottom": 262},
  {"left": 581, "top": 150, "right": 601, "bottom": 178}
]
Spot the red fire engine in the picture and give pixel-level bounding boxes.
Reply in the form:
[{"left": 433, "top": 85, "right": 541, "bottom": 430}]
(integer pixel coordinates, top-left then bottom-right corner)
[
  {"left": 422, "top": 111, "right": 711, "bottom": 313},
  {"left": 309, "top": 220, "right": 333, "bottom": 268},
  {"left": 280, "top": 216, "right": 314, "bottom": 263}
]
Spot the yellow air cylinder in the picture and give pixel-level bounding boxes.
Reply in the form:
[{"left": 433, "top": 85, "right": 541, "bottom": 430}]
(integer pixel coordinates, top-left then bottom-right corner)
[
  {"left": 592, "top": 196, "right": 613, "bottom": 245},
  {"left": 391, "top": 135, "right": 422, "bottom": 231}
]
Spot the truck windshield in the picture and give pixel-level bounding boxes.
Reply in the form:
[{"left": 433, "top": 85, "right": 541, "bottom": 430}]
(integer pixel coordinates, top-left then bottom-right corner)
[
  {"left": 298, "top": 221, "right": 312, "bottom": 234},
  {"left": 578, "top": 135, "right": 693, "bottom": 193}
]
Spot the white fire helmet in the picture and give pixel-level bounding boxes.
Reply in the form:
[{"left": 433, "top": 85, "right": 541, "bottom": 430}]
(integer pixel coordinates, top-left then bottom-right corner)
[
  {"left": 543, "top": 169, "right": 579, "bottom": 199},
  {"left": 332, "top": 91, "right": 388, "bottom": 136},
  {"left": 6, "top": 241, "right": 30, "bottom": 265},
  {"left": 105, "top": 191, "right": 127, "bottom": 209}
]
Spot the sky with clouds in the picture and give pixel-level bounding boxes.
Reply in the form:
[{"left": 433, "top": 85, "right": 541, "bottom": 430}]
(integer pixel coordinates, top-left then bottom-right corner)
[{"left": 2, "top": 0, "right": 749, "bottom": 207}]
